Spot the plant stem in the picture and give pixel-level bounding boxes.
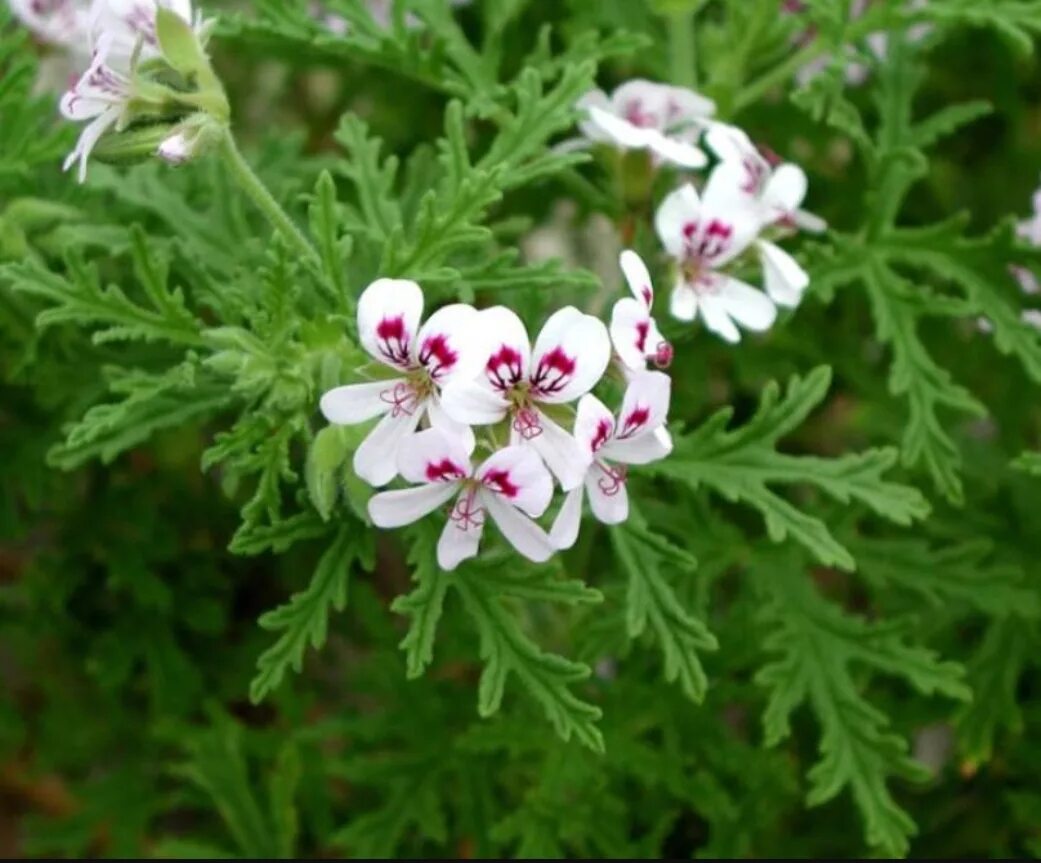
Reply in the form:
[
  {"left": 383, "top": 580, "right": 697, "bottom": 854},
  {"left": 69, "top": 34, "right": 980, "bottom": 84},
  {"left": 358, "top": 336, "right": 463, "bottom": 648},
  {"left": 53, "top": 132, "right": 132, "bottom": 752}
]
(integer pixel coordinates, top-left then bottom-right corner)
[
  {"left": 218, "top": 130, "right": 318, "bottom": 264},
  {"left": 668, "top": 10, "right": 698, "bottom": 90}
]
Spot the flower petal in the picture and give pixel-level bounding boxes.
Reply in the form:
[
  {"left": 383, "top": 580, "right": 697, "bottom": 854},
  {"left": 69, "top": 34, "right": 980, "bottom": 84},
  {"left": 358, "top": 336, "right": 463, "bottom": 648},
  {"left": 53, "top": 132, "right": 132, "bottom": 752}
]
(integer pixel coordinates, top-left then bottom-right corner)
[
  {"left": 357, "top": 278, "right": 424, "bottom": 371},
  {"left": 427, "top": 396, "right": 476, "bottom": 453},
  {"left": 573, "top": 393, "right": 615, "bottom": 458},
  {"left": 602, "top": 426, "right": 673, "bottom": 465},
  {"left": 437, "top": 501, "right": 484, "bottom": 570},
  {"left": 669, "top": 281, "right": 699, "bottom": 322},
  {"left": 646, "top": 132, "right": 708, "bottom": 168},
  {"left": 479, "top": 305, "right": 531, "bottom": 392},
  {"left": 368, "top": 482, "right": 459, "bottom": 528},
  {"left": 586, "top": 105, "right": 658, "bottom": 148},
  {"left": 697, "top": 161, "right": 764, "bottom": 266},
  {"left": 482, "top": 492, "right": 555, "bottom": 564},
  {"left": 397, "top": 427, "right": 473, "bottom": 485},
  {"left": 610, "top": 297, "right": 651, "bottom": 372},
  {"left": 620, "top": 249, "right": 654, "bottom": 309},
  {"left": 549, "top": 486, "right": 584, "bottom": 551},
  {"left": 352, "top": 408, "right": 423, "bottom": 487},
  {"left": 585, "top": 465, "right": 630, "bottom": 525},
  {"left": 523, "top": 411, "right": 592, "bottom": 492},
  {"left": 576, "top": 89, "right": 615, "bottom": 141},
  {"left": 704, "top": 121, "right": 770, "bottom": 193},
  {"left": 717, "top": 276, "right": 778, "bottom": 332},
  {"left": 758, "top": 240, "right": 809, "bottom": 308},
  {"left": 614, "top": 370, "right": 671, "bottom": 442},
  {"left": 415, "top": 303, "right": 484, "bottom": 385},
  {"left": 477, "top": 444, "right": 555, "bottom": 517},
  {"left": 655, "top": 183, "right": 702, "bottom": 258},
  {"left": 530, "top": 307, "right": 610, "bottom": 404},
  {"left": 763, "top": 163, "right": 808, "bottom": 222},
  {"left": 320, "top": 380, "right": 399, "bottom": 425},
  {"left": 697, "top": 291, "right": 742, "bottom": 344},
  {"left": 440, "top": 379, "right": 509, "bottom": 426}
]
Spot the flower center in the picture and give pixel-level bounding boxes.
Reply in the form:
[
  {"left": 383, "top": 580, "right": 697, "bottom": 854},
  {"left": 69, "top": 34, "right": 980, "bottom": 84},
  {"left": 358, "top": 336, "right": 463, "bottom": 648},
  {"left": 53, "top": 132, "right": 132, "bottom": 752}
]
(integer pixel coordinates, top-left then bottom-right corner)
[
  {"left": 379, "top": 370, "right": 433, "bottom": 418},
  {"left": 449, "top": 483, "right": 485, "bottom": 531},
  {"left": 505, "top": 383, "right": 543, "bottom": 440}
]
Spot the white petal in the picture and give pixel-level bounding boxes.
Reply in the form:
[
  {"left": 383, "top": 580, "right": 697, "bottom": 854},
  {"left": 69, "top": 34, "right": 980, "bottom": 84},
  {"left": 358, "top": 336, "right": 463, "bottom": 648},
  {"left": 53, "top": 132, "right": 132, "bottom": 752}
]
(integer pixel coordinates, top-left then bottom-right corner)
[
  {"left": 440, "top": 379, "right": 508, "bottom": 426},
  {"left": 704, "top": 122, "right": 769, "bottom": 191},
  {"left": 368, "top": 482, "right": 458, "bottom": 528},
  {"left": 477, "top": 444, "right": 555, "bottom": 516},
  {"left": 647, "top": 132, "right": 708, "bottom": 169},
  {"left": 615, "top": 370, "right": 671, "bottom": 442},
  {"left": 585, "top": 465, "right": 630, "bottom": 525},
  {"left": 352, "top": 409, "right": 423, "bottom": 487},
  {"left": 576, "top": 89, "right": 613, "bottom": 142},
  {"left": 437, "top": 500, "right": 484, "bottom": 570},
  {"left": 793, "top": 208, "right": 828, "bottom": 234},
  {"left": 525, "top": 411, "right": 592, "bottom": 492},
  {"left": 549, "top": 486, "right": 584, "bottom": 551},
  {"left": 602, "top": 426, "right": 673, "bottom": 465},
  {"left": 663, "top": 85, "right": 716, "bottom": 123},
  {"left": 763, "top": 163, "right": 808, "bottom": 220},
  {"left": 573, "top": 393, "right": 615, "bottom": 458},
  {"left": 717, "top": 276, "right": 778, "bottom": 332},
  {"left": 415, "top": 303, "right": 484, "bottom": 385},
  {"left": 319, "top": 380, "right": 398, "bottom": 425},
  {"left": 698, "top": 161, "right": 763, "bottom": 266},
  {"left": 655, "top": 184, "right": 701, "bottom": 258},
  {"left": 697, "top": 292, "right": 742, "bottom": 344},
  {"left": 620, "top": 249, "right": 654, "bottom": 309},
  {"left": 64, "top": 107, "right": 119, "bottom": 182},
  {"left": 397, "top": 426, "right": 473, "bottom": 485},
  {"left": 479, "top": 305, "right": 531, "bottom": 392},
  {"left": 586, "top": 105, "right": 657, "bottom": 148},
  {"left": 426, "top": 397, "right": 476, "bottom": 453},
  {"left": 758, "top": 240, "right": 809, "bottom": 308},
  {"left": 530, "top": 307, "right": 610, "bottom": 404},
  {"left": 482, "top": 492, "right": 555, "bottom": 564},
  {"left": 357, "top": 278, "right": 424, "bottom": 371},
  {"left": 610, "top": 297, "right": 651, "bottom": 372},
  {"left": 669, "top": 281, "right": 699, "bottom": 322}
]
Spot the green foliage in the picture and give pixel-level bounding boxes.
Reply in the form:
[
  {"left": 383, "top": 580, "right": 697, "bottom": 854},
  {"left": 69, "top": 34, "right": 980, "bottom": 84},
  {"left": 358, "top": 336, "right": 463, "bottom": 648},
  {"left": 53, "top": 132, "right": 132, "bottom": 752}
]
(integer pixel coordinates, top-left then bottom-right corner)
[{"left": 4, "top": 0, "right": 1041, "bottom": 859}]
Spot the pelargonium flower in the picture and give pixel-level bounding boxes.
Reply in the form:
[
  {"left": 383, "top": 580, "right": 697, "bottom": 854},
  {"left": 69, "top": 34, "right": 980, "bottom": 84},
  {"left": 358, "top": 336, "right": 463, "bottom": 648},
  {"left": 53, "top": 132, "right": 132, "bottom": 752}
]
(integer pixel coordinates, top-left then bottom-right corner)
[
  {"left": 654, "top": 164, "right": 778, "bottom": 343},
  {"left": 576, "top": 79, "right": 715, "bottom": 169},
  {"left": 89, "top": 0, "right": 197, "bottom": 64},
  {"left": 9, "top": 0, "right": 90, "bottom": 51},
  {"left": 551, "top": 371, "right": 673, "bottom": 550},
  {"left": 441, "top": 306, "right": 611, "bottom": 490},
  {"left": 320, "top": 278, "right": 484, "bottom": 487},
  {"left": 368, "top": 428, "right": 554, "bottom": 571},
  {"left": 610, "top": 249, "right": 672, "bottom": 374},
  {"left": 59, "top": 32, "right": 136, "bottom": 181}
]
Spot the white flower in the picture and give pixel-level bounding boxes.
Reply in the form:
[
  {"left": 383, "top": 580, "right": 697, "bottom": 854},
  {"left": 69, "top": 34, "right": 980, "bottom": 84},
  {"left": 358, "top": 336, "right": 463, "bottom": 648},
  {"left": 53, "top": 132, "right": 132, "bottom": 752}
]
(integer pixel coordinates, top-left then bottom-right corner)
[
  {"left": 550, "top": 371, "right": 673, "bottom": 550},
  {"left": 440, "top": 306, "right": 611, "bottom": 491},
  {"left": 9, "top": 0, "right": 90, "bottom": 50},
  {"left": 89, "top": 0, "right": 195, "bottom": 64},
  {"left": 654, "top": 165, "right": 778, "bottom": 343},
  {"left": 59, "top": 32, "right": 135, "bottom": 181},
  {"left": 576, "top": 79, "right": 715, "bottom": 169},
  {"left": 320, "top": 279, "right": 484, "bottom": 487},
  {"left": 368, "top": 428, "right": 555, "bottom": 571},
  {"left": 610, "top": 250, "right": 672, "bottom": 374}
]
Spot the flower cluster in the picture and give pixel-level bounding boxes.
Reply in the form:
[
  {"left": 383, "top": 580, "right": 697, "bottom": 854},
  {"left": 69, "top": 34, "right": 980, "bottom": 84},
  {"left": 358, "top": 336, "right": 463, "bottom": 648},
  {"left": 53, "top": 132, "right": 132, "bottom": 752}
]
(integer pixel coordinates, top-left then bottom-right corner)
[
  {"left": 53, "top": 0, "right": 224, "bottom": 181},
  {"left": 576, "top": 79, "right": 823, "bottom": 344},
  {"left": 320, "top": 273, "right": 673, "bottom": 571}
]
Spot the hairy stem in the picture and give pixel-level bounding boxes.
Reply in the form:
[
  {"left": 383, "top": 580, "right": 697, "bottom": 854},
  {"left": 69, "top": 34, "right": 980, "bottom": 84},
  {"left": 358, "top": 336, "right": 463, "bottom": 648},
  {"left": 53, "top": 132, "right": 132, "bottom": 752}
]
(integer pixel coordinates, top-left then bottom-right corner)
[{"left": 218, "top": 131, "right": 318, "bottom": 263}]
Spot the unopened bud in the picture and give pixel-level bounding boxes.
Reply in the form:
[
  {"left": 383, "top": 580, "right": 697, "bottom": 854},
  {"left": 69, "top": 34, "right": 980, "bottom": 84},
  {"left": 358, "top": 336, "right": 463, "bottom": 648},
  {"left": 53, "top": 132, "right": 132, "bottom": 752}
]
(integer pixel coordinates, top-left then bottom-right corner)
[{"left": 653, "top": 340, "right": 674, "bottom": 369}]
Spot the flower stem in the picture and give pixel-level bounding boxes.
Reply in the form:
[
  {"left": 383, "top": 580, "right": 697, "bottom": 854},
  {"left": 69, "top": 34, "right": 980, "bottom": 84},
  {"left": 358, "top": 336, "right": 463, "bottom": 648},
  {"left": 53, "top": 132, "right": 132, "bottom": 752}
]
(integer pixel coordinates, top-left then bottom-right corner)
[
  {"left": 217, "top": 130, "right": 317, "bottom": 264},
  {"left": 668, "top": 10, "right": 698, "bottom": 89}
]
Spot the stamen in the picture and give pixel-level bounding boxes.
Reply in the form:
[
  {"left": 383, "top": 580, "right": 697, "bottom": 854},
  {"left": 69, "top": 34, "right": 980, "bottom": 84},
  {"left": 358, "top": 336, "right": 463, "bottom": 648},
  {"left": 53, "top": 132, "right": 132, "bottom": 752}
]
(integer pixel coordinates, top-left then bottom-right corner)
[
  {"left": 512, "top": 407, "right": 543, "bottom": 440},
  {"left": 596, "top": 461, "right": 627, "bottom": 496},
  {"left": 379, "top": 381, "right": 420, "bottom": 418},
  {"left": 450, "top": 488, "right": 485, "bottom": 531}
]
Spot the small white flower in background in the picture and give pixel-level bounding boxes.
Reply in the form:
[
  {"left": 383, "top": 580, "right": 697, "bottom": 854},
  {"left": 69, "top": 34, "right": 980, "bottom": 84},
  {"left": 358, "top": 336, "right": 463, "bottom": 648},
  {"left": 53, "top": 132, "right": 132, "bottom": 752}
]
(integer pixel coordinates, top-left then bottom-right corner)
[
  {"left": 59, "top": 32, "right": 135, "bottom": 181},
  {"left": 610, "top": 250, "right": 672, "bottom": 374},
  {"left": 312, "top": 0, "right": 470, "bottom": 35},
  {"left": 551, "top": 371, "right": 673, "bottom": 550},
  {"left": 320, "top": 279, "right": 485, "bottom": 487},
  {"left": 89, "top": 0, "right": 197, "bottom": 63},
  {"left": 9, "top": 0, "right": 90, "bottom": 51},
  {"left": 576, "top": 79, "right": 715, "bottom": 169},
  {"left": 654, "top": 163, "right": 778, "bottom": 343},
  {"left": 441, "top": 306, "right": 611, "bottom": 491},
  {"left": 368, "top": 428, "right": 555, "bottom": 571},
  {"left": 986, "top": 178, "right": 1041, "bottom": 332}
]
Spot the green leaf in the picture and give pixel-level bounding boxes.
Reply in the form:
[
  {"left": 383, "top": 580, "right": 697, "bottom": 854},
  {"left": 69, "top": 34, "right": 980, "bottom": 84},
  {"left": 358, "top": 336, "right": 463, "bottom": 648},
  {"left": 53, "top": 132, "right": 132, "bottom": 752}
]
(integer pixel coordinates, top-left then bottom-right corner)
[
  {"left": 391, "top": 523, "right": 453, "bottom": 679},
  {"left": 250, "top": 526, "right": 371, "bottom": 702},
  {"left": 611, "top": 516, "right": 717, "bottom": 702},
  {"left": 1013, "top": 451, "right": 1041, "bottom": 475},
  {"left": 305, "top": 425, "right": 349, "bottom": 521},
  {"left": 650, "top": 366, "right": 929, "bottom": 569},
  {"left": 756, "top": 555, "right": 969, "bottom": 857},
  {"left": 454, "top": 566, "right": 604, "bottom": 753}
]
